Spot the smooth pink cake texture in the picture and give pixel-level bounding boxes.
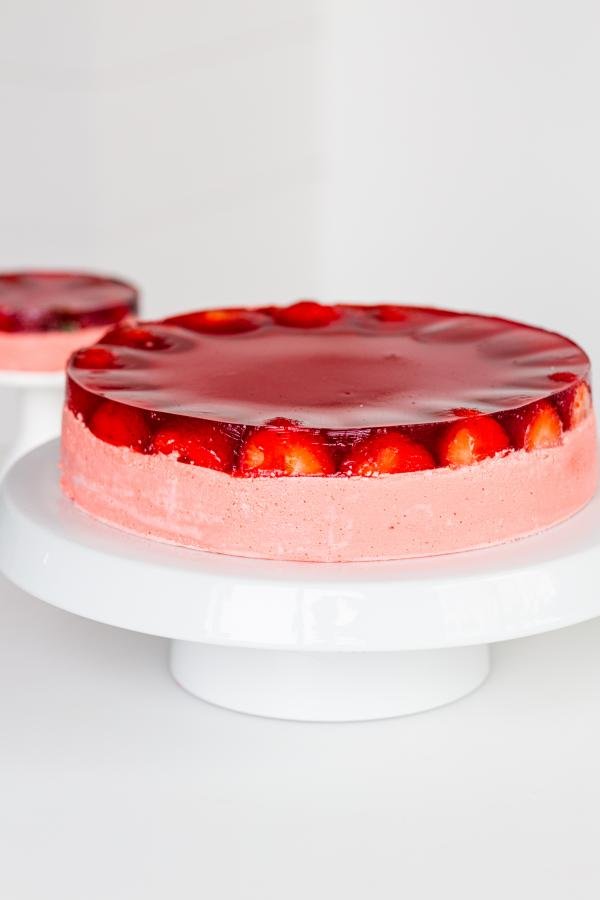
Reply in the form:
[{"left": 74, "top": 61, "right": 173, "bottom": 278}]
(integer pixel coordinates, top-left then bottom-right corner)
[
  {"left": 60, "top": 408, "right": 598, "bottom": 563},
  {"left": 0, "top": 325, "right": 115, "bottom": 372}
]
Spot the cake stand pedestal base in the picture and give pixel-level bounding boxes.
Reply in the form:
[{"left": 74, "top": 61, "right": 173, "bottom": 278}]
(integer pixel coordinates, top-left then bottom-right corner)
[
  {"left": 1, "top": 441, "right": 600, "bottom": 722},
  {"left": 170, "top": 641, "right": 490, "bottom": 721},
  {"left": 0, "top": 372, "right": 64, "bottom": 477}
]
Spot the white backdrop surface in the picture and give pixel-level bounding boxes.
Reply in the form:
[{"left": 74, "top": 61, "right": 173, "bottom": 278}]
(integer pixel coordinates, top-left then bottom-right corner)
[
  {"left": 1, "top": 574, "right": 600, "bottom": 900},
  {"left": 0, "top": 2, "right": 598, "bottom": 343}
]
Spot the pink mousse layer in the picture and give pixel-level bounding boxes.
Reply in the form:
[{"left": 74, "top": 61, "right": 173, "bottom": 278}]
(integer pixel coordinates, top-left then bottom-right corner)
[
  {"left": 60, "top": 409, "right": 598, "bottom": 562},
  {"left": 0, "top": 325, "right": 113, "bottom": 372}
]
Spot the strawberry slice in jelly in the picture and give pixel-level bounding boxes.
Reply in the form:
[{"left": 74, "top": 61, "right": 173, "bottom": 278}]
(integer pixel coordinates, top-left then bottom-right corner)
[
  {"left": 341, "top": 431, "right": 436, "bottom": 476},
  {"left": 555, "top": 381, "right": 592, "bottom": 430},
  {"left": 508, "top": 401, "right": 563, "bottom": 451},
  {"left": 438, "top": 416, "right": 511, "bottom": 467},
  {"left": 566, "top": 382, "right": 592, "bottom": 428},
  {"left": 88, "top": 400, "right": 151, "bottom": 452},
  {"left": 154, "top": 418, "right": 238, "bottom": 471},
  {"left": 239, "top": 425, "right": 335, "bottom": 476}
]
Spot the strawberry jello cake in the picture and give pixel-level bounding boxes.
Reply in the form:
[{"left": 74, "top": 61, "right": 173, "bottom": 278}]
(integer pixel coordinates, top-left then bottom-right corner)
[
  {"left": 60, "top": 302, "right": 597, "bottom": 562},
  {"left": 0, "top": 271, "right": 138, "bottom": 372}
]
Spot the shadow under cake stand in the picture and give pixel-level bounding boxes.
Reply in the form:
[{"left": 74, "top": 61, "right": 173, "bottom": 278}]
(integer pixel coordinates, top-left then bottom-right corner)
[
  {"left": 1, "top": 440, "right": 599, "bottom": 722},
  {"left": 0, "top": 369, "right": 64, "bottom": 476}
]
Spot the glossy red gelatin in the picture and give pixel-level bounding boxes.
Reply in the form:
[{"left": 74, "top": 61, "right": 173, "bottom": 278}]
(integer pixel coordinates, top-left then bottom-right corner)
[
  {"left": 0, "top": 271, "right": 138, "bottom": 333},
  {"left": 66, "top": 302, "right": 592, "bottom": 476}
]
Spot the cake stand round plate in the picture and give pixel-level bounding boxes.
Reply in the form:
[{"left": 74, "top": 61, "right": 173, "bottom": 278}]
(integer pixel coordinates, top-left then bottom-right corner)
[
  {"left": 1, "top": 440, "right": 600, "bottom": 722},
  {"left": 0, "top": 370, "right": 64, "bottom": 476}
]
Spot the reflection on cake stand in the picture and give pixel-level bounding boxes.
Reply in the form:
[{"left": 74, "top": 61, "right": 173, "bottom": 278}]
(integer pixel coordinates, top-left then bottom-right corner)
[
  {"left": 0, "top": 370, "right": 64, "bottom": 477},
  {"left": 2, "top": 440, "right": 600, "bottom": 722}
]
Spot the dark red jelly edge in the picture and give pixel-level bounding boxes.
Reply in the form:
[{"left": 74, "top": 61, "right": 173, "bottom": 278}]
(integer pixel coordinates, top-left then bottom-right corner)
[{"left": 65, "top": 302, "right": 593, "bottom": 477}]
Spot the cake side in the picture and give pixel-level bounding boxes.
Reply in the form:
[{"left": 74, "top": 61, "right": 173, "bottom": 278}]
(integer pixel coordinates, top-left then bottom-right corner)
[{"left": 60, "top": 408, "right": 598, "bottom": 563}]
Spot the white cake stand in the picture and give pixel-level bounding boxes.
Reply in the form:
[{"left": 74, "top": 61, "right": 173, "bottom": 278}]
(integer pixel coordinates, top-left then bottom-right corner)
[
  {"left": 0, "top": 370, "right": 64, "bottom": 477},
  {"left": 1, "top": 440, "right": 600, "bottom": 722}
]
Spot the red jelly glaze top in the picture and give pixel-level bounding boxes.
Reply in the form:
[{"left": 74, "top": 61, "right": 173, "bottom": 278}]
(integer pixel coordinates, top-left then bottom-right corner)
[
  {"left": 66, "top": 302, "right": 592, "bottom": 476},
  {"left": 0, "top": 271, "right": 138, "bottom": 333}
]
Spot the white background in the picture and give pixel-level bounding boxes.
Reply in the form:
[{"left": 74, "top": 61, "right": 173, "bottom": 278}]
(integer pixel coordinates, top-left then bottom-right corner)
[
  {"left": 1, "top": 2, "right": 600, "bottom": 898},
  {"left": 1, "top": 2, "right": 599, "bottom": 340}
]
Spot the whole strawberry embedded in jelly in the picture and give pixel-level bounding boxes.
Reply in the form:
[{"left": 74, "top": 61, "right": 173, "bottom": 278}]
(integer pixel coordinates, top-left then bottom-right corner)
[
  {"left": 88, "top": 400, "right": 151, "bottom": 452},
  {"left": 102, "top": 325, "right": 169, "bottom": 350},
  {"left": 154, "top": 418, "right": 238, "bottom": 471},
  {"left": 438, "top": 416, "right": 511, "bottom": 467},
  {"left": 166, "top": 309, "right": 263, "bottom": 335},
  {"left": 239, "top": 425, "right": 335, "bottom": 476},
  {"left": 340, "top": 431, "right": 435, "bottom": 476},
  {"left": 71, "top": 347, "right": 122, "bottom": 370},
  {"left": 376, "top": 305, "right": 408, "bottom": 323},
  {"left": 269, "top": 301, "right": 340, "bottom": 329},
  {"left": 508, "top": 401, "right": 563, "bottom": 451}
]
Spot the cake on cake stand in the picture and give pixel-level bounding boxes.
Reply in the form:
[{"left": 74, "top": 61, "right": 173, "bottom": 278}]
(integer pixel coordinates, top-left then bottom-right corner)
[
  {"left": 0, "top": 370, "right": 64, "bottom": 477},
  {"left": 1, "top": 440, "right": 599, "bottom": 722}
]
